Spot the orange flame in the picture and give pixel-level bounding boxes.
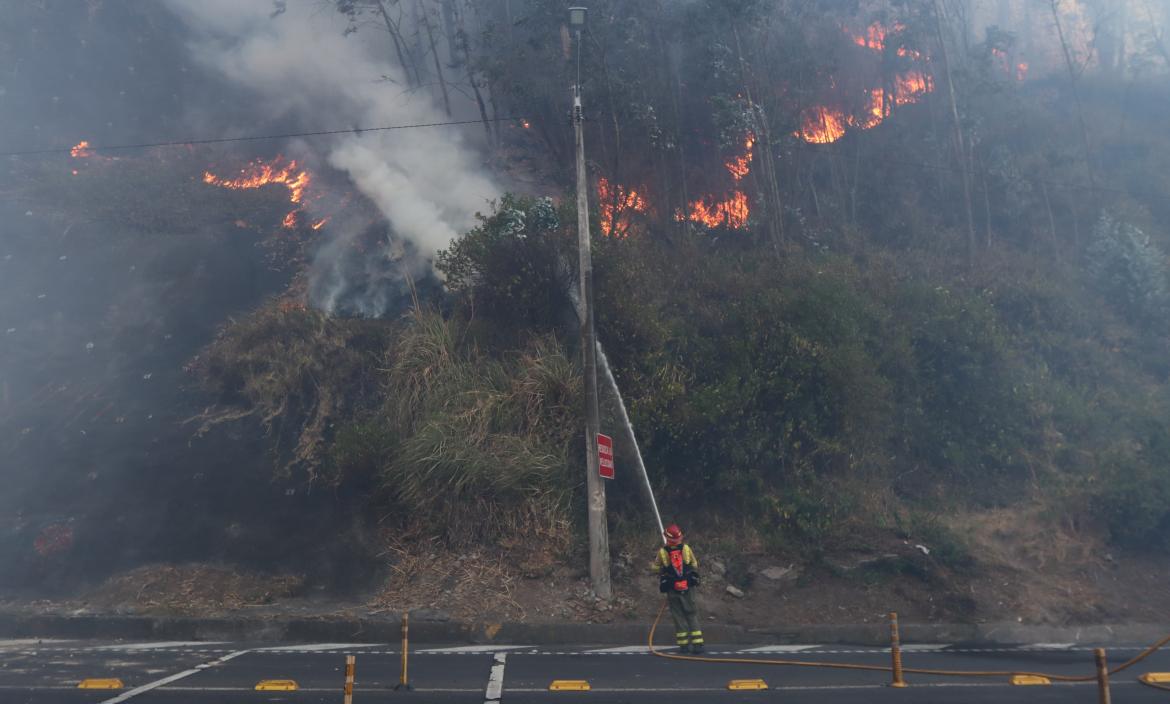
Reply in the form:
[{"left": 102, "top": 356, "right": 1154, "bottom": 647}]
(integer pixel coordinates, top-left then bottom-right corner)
[
  {"left": 992, "top": 48, "right": 1029, "bottom": 82},
  {"left": 854, "top": 22, "right": 889, "bottom": 51},
  {"left": 310, "top": 218, "right": 329, "bottom": 230},
  {"left": 725, "top": 134, "right": 755, "bottom": 182},
  {"left": 597, "top": 176, "right": 648, "bottom": 238},
  {"left": 854, "top": 22, "right": 919, "bottom": 57},
  {"left": 680, "top": 191, "right": 750, "bottom": 229},
  {"left": 203, "top": 157, "right": 316, "bottom": 229},
  {"left": 851, "top": 89, "right": 887, "bottom": 129},
  {"left": 893, "top": 71, "right": 933, "bottom": 105},
  {"left": 203, "top": 157, "right": 311, "bottom": 204},
  {"left": 798, "top": 22, "right": 933, "bottom": 144},
  {"left": 799, "top": 106, "right": 848, "bottom": 144},
  {"left": 70, "top": 141, "right": 93, "bottom": 158}
]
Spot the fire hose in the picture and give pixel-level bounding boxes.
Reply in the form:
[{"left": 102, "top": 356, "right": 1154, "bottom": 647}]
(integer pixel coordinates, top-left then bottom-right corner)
[{"left": 647, "top": 599, "right": 1170, "bottom": 690}]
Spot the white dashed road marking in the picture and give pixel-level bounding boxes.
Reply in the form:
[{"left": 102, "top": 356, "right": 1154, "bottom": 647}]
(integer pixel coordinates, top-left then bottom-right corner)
[
  {"left": 417, "top": 645, "right": 534, "bottom": 654},
  {"left": 900, "top": 644, "right": 952, "bottom": 652},
  {"left": 484, "top": 652, "right": 506, "bottom": 703},
  {"left": 257, "top": 643, "right": 385, "bottom": 652},
  {"left": 585, "top": 645, "right": 654, "bottom": 653},
  {"left": 737, "top": 644, "right": 823, "bottom": 653}
]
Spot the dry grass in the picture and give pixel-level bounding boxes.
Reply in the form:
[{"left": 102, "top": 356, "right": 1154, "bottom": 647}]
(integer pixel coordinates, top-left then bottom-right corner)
[
  {"left": 955, "top": 503, "right": 1103, "bottom": 572},
  {"left": 368, "top": 534, "right": 527, "bottom": 621},
  {"left": 85, "top": 564, "right": 304, "bottom": 615},
  {"left": 191, "top": 304, "right": 392, "bottom": 483},
  {"left": 951, "top": 503, "right": 1111, "bottom": 623}
]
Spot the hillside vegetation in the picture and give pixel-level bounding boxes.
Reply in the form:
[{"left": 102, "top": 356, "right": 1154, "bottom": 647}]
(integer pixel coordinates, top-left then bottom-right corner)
[{"left": 207, "top": 1, "right": 1170, "bottom": 557}]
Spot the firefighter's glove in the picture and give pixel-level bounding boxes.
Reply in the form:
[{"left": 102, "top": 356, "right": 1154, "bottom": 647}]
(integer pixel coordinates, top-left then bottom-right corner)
[{"left": 690, "top": 571, "right": 701, "bottom": 588}]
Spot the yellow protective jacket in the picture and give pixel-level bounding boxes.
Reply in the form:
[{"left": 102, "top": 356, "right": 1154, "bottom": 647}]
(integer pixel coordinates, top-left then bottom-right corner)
[{"left": 652, "top": 544, "right": 699, "bottom": 574}]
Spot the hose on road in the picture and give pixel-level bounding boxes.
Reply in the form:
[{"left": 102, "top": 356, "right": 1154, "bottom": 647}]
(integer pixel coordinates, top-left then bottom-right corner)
[{"left": 647, "top": 600, "right": 1170, "bottom": 685}]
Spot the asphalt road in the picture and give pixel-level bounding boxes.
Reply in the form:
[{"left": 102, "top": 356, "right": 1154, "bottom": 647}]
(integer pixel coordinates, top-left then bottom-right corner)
[{"left": 3, "top": 637, "right": 1170, "bottom": 703}]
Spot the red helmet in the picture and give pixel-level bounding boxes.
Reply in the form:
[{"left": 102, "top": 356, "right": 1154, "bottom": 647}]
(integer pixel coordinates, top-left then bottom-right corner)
[{"left": 664, "top": 524, "right": 684, "bottom": 546}]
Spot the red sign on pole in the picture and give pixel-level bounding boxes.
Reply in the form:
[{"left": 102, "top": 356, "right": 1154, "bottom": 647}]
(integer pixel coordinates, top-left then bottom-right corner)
[{"left": 597, "top": 433, "right": 615, "bottom": 479}]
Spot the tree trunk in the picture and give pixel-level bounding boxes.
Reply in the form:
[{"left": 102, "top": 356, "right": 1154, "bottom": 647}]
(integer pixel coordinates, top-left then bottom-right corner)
[
  {"left": 849, "top": 138, "right": 861, "bottom": 226},
  {"left": 375, "top": 0, "right": 418, "bottom": 87},
  {"left": 1051, "top": 0, "right": 1098, "bottom": 207},
  {"left": 453, "top": 13, "right": 494, "bottom": 149},
  {"left": 1023, "top": 1, "right": 1036, "bottom": 65},
  {"left": 671, "top": 51, "right": 690, "bottom": 235},
  {"left": 418, "top": 1, "right": 452, "bottom": 117},
  {"left": 1039, "top": 178, "right": 1061, "bottom": 262},
  {"left": 439, "top": 0, "right": 459, "bottom": 66},
  {"left": 487, "top": 77, "right": 502, "bottom": 146},
  {"left": 591, "top": 38, "right": 624, "bottom": 229},
  {"left": 1089, "top": 0, "right": 1122, "bottom": 78},
  {"left": 1143, "top": 1, "right": 1170, "bottom": 67},
  {"left": 932, "top": 0, "right": 978, "bottom": 267},
  {"left": 996, "top": 0, "right": 1012, "bottom": 28},
  {"left": 979, "top": 153, "right": 993, "bottom": 249},
  {"left": 732, "top": 25, "right": 784, "bottom": 255}
]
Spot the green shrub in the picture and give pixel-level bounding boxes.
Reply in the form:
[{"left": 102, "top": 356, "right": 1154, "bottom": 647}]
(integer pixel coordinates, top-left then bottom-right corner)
[
  {"left": 891, "top": 283, "right": 1034, "bottom": 496},
  {"left": 1086, "top": 212, "right": 1169, "bottom": 325},
  {"left": 1094, "top": 454, "right": 1170, "bottom": 548},
  {"left": 436, "top": 194, "right": 574, "bottom": 341}
]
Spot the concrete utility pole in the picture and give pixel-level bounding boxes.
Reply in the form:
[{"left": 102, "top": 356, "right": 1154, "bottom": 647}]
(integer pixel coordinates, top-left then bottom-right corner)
[{"left": 569, "top": 5, "right": 611, "bottom": 600}]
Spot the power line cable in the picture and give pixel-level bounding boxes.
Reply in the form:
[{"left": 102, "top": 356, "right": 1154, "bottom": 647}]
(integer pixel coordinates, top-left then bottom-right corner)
[
  {"left": 0, "top": 117, "right": 524, "bottom": 158},
  {"left": 3, "top": 113, "right": 1162, "bottom": 203}
]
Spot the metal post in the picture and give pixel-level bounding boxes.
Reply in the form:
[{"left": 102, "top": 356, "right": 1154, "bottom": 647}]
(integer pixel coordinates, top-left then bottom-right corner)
[
  {"left": 343, "top": 654, "right": 355, "bottom": 704},
  {"left": 889, "top": 612, "right": 907, "bottom": 688},
  {"left": 1095, "top": 648, "right": 1111, "bottom": 704},
  {"left": 394, "top": 611, "right": 413, "bottom": 691},
  {"left": 572, "top": 20, "right": 611, "bottom": 601}
]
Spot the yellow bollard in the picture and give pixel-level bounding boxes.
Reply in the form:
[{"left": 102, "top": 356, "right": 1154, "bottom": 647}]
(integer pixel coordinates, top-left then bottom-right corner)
[
  {"left": 343, "top": 654, "right": 355, "bottom": 704},
  {"left": 394, "top": 611, "right": 414, "bottom": 691},
  {"left": 889, "top": 611, "right": 907, "bottom": 688},
  {"left": 1095, "top": 648, "right": 1111, "bottom": 704}
]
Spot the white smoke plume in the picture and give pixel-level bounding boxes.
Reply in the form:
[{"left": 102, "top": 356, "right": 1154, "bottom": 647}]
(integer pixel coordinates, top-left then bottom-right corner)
[{"left": 165, "top": 0, "right": 499, "bottom": 314}]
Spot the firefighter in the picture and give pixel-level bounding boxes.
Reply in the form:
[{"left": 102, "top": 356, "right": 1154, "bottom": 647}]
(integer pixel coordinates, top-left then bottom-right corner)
[{"left": 653, "top": 523, "right": 704, "bottom": 653}]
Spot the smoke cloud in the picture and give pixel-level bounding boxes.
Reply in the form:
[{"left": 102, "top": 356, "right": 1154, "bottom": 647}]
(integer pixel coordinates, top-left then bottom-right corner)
[{"left": 165, "top": 0, "right": 499, "bottom": 315}]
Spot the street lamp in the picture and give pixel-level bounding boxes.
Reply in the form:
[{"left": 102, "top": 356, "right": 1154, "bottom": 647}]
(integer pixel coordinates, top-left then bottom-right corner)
[{"left": 568, "top": 6, "right": 587, "bottom": 28}]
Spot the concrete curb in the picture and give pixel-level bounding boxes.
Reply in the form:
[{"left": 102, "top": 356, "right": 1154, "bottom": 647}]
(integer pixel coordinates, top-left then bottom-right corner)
[{"left": 2, "top": 610, "right": 1169, "bottom": 646}]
